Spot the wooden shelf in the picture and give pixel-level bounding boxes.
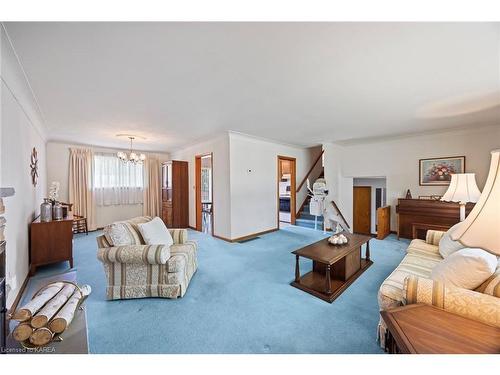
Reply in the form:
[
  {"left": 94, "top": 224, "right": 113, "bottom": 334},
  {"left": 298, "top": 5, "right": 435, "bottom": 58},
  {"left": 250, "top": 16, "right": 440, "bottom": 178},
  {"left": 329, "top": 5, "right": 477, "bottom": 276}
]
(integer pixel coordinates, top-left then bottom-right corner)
[{"left": 291, "top": 259, "right": 372, "bottom": 303}]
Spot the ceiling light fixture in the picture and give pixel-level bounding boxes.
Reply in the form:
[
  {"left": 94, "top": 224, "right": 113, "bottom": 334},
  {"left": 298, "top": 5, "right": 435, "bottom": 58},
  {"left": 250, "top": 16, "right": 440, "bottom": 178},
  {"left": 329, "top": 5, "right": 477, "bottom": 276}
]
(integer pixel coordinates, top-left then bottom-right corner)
[{"left": 117, "top": 136, "right": 146, "bottom": 164}]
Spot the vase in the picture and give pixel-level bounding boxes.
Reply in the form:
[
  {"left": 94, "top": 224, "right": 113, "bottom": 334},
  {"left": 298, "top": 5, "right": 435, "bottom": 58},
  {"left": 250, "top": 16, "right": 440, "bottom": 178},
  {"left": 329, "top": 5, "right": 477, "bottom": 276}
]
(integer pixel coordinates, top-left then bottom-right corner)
[
  {"left": 52, "top": 201, "right": 63, "bottom": 220},
  {"left": 40, "top": 198, "right": 52, "bottom": 222}
]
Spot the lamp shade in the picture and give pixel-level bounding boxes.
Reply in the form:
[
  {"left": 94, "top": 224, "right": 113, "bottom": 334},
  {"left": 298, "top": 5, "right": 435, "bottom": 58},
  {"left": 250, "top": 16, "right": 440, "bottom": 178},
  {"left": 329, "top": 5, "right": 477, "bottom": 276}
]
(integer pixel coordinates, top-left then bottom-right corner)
[
  {"left": 450, "top": 150, "right": 500, "bottom": 255},
  {"left": 441, "top": 173, "right": 481, "bottom": 203}
]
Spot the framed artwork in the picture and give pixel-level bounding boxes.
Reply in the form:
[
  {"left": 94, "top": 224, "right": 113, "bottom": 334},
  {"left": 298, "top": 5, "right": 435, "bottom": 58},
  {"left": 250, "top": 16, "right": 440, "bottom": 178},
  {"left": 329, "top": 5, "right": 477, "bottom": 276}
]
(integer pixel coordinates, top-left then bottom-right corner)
[{"left": 419, "top": 156, "right": 465, "bottom": 186}]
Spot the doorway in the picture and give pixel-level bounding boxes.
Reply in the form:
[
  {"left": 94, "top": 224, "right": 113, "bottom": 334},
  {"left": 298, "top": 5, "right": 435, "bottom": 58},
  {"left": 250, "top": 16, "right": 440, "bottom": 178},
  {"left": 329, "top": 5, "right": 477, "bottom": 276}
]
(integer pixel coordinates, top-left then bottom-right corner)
[
  {"left": 353, "top": 186, "right": 371, "bottom": 235},
  {"left": 277, "top": 156, "right": 296, "bottom": 228},
  {"left": 353, "top": 177, "right": 387, "bottom": 235},
  {"left": 195, "top": 153, "right": 213, "bottom": 234}
]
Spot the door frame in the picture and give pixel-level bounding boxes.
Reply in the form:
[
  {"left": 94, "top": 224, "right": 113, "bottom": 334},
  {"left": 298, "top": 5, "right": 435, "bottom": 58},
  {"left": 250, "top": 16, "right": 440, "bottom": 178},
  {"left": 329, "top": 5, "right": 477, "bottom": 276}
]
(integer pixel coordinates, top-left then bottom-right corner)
[
  {"left": 353, "top": 186, "right": 372, "bottom": 235},
  {"left": 195, "top": 153, "right": 214, "bottom": 234},
  {"left": 277, "top": 156, "right": 297, "bottom": 226}
]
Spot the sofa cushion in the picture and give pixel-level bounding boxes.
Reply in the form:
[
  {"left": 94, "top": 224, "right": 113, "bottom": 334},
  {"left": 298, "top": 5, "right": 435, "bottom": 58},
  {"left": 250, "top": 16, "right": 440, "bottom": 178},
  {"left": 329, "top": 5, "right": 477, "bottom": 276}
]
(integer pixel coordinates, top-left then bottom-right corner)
[
  {"left": 431, "top": 248, "right": 497, "bottom": 290},
  {"left": 406, "top": 239, "right": 442, "bottom": 260},
  {"left": 138, "top": 217, "right": 174, "bottom": 247},
  {"left": 379, "top": 252, "right": 441, "bottom": 308},
  {"left": 104, "top": 216, "right": 151, "bottom": 246},
  {"left": 439, "top": 223, "right": 465, "bottom": 258}
]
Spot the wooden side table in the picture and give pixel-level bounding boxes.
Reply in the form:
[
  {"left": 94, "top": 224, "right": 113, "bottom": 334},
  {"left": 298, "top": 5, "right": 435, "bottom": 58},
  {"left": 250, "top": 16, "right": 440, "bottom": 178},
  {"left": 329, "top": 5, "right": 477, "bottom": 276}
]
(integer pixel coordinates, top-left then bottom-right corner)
[{"left": 381, "top": 304, "right": 500, "bottom": 354}]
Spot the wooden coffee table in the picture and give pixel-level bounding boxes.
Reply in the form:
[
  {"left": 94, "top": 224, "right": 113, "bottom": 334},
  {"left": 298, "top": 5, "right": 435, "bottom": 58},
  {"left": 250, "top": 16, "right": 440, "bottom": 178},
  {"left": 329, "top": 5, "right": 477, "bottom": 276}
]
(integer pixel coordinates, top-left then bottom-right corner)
[
  {"left": 291, "top": 232, "right": 372, "bottom": 303},
  {"left": 381, "top": 304, "right": 500, "bottom": 354}
]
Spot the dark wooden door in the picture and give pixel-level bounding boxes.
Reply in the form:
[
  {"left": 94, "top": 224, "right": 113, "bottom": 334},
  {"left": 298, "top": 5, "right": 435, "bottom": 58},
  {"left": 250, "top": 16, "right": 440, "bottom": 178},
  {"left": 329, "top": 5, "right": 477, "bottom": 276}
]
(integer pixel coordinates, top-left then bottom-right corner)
[{"left": 353, "top": 186, "right": 371, "bottom": 235}]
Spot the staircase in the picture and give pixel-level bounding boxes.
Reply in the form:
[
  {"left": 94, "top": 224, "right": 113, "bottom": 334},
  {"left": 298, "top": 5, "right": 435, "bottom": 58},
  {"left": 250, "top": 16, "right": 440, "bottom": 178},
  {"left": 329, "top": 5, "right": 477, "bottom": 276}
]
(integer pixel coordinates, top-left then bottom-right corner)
[
  {"left": 295, "top": 168, "right": 325, "bottom": 230},
  {"left": 295, "top": 196, "right": 324, "bottom": 230}
]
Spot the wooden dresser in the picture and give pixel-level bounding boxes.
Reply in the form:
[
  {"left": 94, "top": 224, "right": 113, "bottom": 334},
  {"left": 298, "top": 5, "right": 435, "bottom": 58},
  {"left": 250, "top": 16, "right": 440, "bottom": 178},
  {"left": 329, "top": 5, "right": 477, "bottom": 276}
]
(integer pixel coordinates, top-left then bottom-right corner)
[
  {"left": 30, "top": 215, "right": 74, "bottom": 275},
  {"left": 396, "top": 198, "right": 474, "bottom": 239},
  {"left": 161, "top": 160, "right": 189, "bottom": 228}
]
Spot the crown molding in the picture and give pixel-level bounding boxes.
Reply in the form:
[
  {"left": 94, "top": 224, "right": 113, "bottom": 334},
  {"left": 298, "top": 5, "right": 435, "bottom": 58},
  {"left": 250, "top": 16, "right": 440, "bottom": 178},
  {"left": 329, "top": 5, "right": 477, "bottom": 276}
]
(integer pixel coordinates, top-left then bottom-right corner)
[
  {"left": 330, "top": 123, "right": 500, "bottom": 147},
  {"left": 1, "top": 23, "right": 47, "bottom": 141}
]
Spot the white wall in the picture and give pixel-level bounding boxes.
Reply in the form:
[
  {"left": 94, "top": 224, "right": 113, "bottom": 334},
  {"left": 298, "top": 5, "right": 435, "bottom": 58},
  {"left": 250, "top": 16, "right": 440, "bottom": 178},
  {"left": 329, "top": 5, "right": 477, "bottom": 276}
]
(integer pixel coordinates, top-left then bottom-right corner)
[
  {"left": 1, "top": 25, "right": 47, "bottom": 307},
  {"left": 171, "top": 132, "right": 322, "bottom": 240},
  {"left": 46, "top": 141, "right": 169, "bottom": 229},
  {"left": 229, "top": 132, "right": 322, "bottom": 239},
  {"left": 170, "top": 133, "right": 232, "bottom": 239},
  {"left": 324, "top": 125, "right": 500, "bottom": 231},
  {"left": 322, "top": 142, "right": 353, "bottom": 231}
]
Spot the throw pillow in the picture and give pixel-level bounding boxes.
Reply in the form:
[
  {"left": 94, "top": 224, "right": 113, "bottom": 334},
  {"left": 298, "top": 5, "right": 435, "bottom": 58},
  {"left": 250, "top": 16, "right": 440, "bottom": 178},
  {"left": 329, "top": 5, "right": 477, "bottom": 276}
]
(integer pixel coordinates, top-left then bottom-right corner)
[
  {"left": 104, "top": 222, "right": 133, "bottom": 246},
  {"left": 431, "top": 247, "right": 498, "bottom": 290},
  {"left": 439, "top": 222, "right": 465, "bottom": 258},
  {"left": 137, "top": 216, "right": 174, "bottom": 247}
]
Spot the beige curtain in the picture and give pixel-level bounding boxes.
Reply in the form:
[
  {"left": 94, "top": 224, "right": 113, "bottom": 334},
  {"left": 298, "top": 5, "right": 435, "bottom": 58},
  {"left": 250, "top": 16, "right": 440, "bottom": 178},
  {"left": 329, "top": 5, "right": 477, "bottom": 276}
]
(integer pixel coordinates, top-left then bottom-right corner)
[
  {"left": 143, "top": 156, "right": 161, "bottom": 217},
  {"left": 69, "top": 148, "right": 96, "bottom": 230}
]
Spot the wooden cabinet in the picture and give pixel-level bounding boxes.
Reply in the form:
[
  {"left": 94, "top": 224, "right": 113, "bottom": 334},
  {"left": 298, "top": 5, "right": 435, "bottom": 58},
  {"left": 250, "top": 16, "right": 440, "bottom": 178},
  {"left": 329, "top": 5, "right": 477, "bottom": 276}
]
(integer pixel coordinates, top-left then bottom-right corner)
[
  {"left": 30, "top": 215, "right": 74, "bottom": 275},
  {"left": 396, "top": 199, "right": 474, "bottom": 239},
  {"left": 161, "top": 161, "right": 188, "bottom": 228}
]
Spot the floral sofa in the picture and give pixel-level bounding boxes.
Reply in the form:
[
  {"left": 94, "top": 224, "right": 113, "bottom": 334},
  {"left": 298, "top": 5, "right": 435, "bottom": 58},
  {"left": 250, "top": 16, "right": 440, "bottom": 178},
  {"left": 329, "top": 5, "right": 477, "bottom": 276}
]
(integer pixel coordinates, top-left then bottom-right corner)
[
  {"left": 377, "top": 230, "right": 500, "bottom": 347},
  {"left": 96, "top": 216, "right": 197, "bottom": 300}
]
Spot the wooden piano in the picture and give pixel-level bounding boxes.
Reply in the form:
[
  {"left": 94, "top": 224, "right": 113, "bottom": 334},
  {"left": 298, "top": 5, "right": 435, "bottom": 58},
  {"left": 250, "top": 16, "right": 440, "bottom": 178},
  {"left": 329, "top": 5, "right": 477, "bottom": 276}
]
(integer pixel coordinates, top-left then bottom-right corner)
[{"left": 396, "top": 198, "right": 474, "bottom": 240}]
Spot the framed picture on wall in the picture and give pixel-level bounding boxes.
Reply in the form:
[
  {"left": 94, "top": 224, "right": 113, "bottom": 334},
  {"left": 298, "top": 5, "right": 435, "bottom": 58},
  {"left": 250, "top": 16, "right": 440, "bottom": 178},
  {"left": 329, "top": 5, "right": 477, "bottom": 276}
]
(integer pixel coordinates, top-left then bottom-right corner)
[{"left": 419, "top": 156, "right": 465, "bottom": 186}]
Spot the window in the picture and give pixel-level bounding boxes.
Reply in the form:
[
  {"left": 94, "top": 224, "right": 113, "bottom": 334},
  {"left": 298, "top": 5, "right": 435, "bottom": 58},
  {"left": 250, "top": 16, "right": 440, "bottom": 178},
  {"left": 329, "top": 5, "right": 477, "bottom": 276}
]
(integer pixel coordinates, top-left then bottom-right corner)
[
  {"left": 201, "top": 167, "right": 212, "bottom": 202},
  {"left": 93, "top": 153, "right": 144, "bottom": 206}
]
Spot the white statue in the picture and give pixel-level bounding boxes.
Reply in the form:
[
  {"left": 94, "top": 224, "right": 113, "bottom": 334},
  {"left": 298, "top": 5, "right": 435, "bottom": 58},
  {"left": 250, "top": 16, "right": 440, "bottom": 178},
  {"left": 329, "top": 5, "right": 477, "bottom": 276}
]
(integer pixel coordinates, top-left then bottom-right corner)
[{"left": 48, "top": 181, "right": 60, "bottom": 202}]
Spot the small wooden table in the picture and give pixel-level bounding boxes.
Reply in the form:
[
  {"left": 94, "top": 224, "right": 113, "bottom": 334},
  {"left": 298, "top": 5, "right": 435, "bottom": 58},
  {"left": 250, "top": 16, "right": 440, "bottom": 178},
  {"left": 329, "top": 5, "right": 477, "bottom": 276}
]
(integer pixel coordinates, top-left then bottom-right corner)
[
  {"left": 291, "top": 232, "right": 372, "bottom": 303},
  {"left": 381, "top": 304, "right": 500, "bottom": 354}
]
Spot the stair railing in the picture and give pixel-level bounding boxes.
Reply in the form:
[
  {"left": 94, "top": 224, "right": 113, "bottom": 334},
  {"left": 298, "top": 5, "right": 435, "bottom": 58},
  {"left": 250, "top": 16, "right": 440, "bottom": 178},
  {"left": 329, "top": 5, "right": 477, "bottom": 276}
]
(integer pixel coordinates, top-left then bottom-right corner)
[
  {"left": 330, "top": 200, "right": 351, "bottom": 230},
  {"left": 296, "top": 149, "right": 324, "bottom": 193}
]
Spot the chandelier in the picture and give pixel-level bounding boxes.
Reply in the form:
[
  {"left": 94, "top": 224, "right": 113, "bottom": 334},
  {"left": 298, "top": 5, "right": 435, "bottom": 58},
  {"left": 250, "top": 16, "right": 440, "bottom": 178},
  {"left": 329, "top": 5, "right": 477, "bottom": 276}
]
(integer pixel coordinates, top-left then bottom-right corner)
[{"left": 117, "top": 136, "right": 146, "bottom": 164}]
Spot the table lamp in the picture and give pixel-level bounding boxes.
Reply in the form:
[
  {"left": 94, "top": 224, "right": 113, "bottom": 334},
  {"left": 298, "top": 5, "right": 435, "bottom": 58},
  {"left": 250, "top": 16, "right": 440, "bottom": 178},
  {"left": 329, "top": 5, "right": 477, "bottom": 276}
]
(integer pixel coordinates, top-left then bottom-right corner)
[
  {"left": 451, "top": 150, "right": 500, "bottom": 255},
  {"left": 441, "top": 173, "right": 481, "bottom": 221}
]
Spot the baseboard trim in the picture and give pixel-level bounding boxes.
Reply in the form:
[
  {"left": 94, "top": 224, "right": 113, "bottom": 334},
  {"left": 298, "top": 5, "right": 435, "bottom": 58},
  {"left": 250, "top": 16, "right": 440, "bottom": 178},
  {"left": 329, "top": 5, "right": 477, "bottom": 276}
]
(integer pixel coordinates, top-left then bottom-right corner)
[
  {"left": 213, "top": 228, "right": 279, "bottom": 243},
  {"left": 233, "top": 228, "right": 279, "bottom": 242},
  {"left": 212, "top": 234, "right": 232, "bottom": 242}
]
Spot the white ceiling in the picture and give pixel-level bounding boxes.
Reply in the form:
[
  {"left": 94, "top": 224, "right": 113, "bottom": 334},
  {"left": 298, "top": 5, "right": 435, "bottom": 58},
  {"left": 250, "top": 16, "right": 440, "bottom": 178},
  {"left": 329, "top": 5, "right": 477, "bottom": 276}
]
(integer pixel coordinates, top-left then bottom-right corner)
[{"left": 4, "top": 22, "right": 500, "bottom": 151}]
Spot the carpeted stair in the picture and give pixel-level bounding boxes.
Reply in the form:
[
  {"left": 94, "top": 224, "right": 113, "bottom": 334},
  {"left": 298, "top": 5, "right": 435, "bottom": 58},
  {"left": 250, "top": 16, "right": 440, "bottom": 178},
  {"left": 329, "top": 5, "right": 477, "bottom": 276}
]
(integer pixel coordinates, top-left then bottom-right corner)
[{"left": 295, "top": 197, "right": 324, "bottom": 230}]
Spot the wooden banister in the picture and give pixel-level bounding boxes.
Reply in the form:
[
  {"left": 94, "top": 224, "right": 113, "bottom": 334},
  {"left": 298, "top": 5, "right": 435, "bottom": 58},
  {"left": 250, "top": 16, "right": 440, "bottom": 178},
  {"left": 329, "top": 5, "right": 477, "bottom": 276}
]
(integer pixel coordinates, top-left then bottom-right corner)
[
  {"left": 296, "top": 149, "right": 324, "bottom": 192},
  {"left": 330, "top": 200, "right": 350, "bottom": 230}
]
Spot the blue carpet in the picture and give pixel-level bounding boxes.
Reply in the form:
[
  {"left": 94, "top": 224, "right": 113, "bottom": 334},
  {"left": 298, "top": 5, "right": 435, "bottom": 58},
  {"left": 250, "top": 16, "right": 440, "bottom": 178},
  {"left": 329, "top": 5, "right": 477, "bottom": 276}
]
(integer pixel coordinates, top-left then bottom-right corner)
[{"left": 38, "top": 226, "right": 408, "bottom": 353}]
